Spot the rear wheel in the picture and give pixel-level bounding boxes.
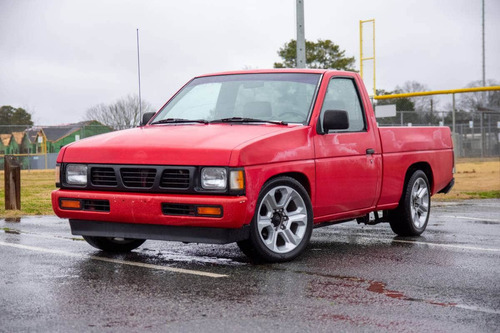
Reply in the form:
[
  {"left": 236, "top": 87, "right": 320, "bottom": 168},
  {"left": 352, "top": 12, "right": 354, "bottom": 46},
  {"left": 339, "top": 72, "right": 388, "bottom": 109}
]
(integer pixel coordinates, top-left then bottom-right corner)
[
  {"left": 82, "top": 236, "right": 146, "bottom": 252},
  {"left": 389, "top": 170, "right": 431, "bottom": 236},
  {"left": 237, "top": 176, "right": 313, "bottom": 263}
]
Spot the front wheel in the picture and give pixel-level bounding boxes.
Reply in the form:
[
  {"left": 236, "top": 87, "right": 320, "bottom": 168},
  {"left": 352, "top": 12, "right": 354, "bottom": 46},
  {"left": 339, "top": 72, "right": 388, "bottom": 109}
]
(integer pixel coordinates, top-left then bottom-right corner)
[
  {"left": 82, "top": 236, "right": 146, "bottom": 252},
  {"left": 237, "top": 176, "right": 313, "bottom": 263},
  {"left": 389, "top": 170, "right": 431, "bottom": 236}
]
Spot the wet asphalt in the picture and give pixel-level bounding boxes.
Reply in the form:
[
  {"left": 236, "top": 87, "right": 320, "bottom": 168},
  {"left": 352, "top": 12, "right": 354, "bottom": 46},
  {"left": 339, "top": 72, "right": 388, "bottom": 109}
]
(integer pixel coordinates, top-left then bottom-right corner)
[{"left": 0, "top": 199, "right": 499, "bottom": 332}]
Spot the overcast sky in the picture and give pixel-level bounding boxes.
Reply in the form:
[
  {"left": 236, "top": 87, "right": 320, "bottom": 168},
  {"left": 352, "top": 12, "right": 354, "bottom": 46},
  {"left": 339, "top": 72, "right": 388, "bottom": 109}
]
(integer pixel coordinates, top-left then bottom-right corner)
[{"left": 1, "top": 0, "right": 499, "bottom": 125}]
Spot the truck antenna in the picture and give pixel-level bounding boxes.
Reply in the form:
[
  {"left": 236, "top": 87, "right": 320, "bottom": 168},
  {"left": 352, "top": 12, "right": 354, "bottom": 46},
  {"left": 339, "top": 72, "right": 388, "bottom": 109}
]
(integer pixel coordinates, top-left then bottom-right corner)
[{"left": 136, "top": 28, "right": 142, "bottom": 125}]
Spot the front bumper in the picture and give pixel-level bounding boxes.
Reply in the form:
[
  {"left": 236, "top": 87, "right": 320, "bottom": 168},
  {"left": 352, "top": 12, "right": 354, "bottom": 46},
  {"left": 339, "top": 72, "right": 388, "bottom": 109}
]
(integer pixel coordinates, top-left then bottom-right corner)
[{"left": 52, "top": 189, "right": 250, "bottom": 229}]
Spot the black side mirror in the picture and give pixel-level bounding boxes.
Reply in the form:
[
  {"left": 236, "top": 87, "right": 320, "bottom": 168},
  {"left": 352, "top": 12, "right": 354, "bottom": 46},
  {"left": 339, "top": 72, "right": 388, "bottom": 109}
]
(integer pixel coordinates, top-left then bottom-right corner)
[
  {"left": 323, "top": 110, "right": 349, "bottom": 133},
  {"left": 141, "top": 112, "right": 156, "bottom": 126}
]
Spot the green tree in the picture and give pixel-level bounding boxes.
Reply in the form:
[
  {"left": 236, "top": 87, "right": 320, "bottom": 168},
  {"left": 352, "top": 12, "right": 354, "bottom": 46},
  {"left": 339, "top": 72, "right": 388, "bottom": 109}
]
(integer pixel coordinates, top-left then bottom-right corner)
[
  {"left": 0, "top": 105, "right": 34, "bottom": 133},
  {"left": 274, "top": 39, "right": 356, "bottom": 70}
]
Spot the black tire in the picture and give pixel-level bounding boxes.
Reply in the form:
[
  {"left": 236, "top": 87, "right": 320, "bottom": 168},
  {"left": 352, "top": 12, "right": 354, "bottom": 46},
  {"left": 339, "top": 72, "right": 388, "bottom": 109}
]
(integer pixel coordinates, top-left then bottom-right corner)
[
  {"left": 82, "top": 236, "right": 146, "bottom": 252},
  {"left": 237, "top": 176, "right": 313, "bottom": 263},
  {"left": 389, "top": 170, "right": 431, "bottom": 236}
]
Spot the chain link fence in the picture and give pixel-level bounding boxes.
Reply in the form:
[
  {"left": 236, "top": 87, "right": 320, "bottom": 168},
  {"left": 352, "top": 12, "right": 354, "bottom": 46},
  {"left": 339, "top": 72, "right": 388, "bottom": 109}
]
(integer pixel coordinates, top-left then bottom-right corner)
[{"left": 453, "top": 124, "right": 499, "bottom": 158}]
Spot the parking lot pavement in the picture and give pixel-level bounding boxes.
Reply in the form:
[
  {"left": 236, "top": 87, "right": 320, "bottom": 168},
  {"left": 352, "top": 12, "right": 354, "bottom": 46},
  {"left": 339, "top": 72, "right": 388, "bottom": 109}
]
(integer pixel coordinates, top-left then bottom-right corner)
[{"left": 1, "top": 199, "right": 499, "bottom": 332}]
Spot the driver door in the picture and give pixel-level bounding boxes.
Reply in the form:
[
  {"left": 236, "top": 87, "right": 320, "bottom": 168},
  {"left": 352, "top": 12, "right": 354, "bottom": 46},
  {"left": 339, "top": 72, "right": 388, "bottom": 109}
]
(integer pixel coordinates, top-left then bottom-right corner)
[{"left": 314, "top": 76, "right": 381, "bottom": 218}]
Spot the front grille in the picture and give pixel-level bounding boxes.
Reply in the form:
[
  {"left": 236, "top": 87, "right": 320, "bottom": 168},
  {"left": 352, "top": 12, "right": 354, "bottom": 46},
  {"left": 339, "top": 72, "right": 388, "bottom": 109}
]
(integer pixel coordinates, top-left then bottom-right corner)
[
  {"left": 64, "top": 164, "right": 204, "bottom": 194},
  {"left": 82, "top": 199, "right": 110, "bottom": 212},
  {"left": 160, "top": 169, "right": 190, "bottom": 189},
  {"left": 120, "top": 168, "right": 156, "bottom": 188},
  {"left": 162, "top": 203, "right": 196, "bottom": 216},
  {"left": 91, "top": 167, "right": 117, "bottom": 186}
]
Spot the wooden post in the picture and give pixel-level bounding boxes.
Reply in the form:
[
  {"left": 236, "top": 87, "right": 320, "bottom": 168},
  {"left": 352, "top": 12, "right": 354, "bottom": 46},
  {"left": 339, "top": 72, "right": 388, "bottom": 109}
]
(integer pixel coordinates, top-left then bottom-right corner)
[{"left": 4, "top": 155, "right": 21, "bottom": 210}]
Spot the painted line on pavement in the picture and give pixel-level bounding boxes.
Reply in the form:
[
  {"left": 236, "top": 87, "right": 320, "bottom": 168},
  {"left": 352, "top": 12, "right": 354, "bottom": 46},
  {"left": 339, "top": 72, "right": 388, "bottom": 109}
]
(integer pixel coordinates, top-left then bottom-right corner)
[
  {"left": 390, "top": 239, "right": 500, "bottom": 253},
  {"left": 441, "top": 215, "right": 500, "bottom": 223},
  {"left": 323, "top": 232, "right": 500, "bottom": 253},
  {"left": 0, "top": 241, "right": 228, "bottom": 278},
  {"left": 454, "top": 304, "right": 500, "bottom": 315}
]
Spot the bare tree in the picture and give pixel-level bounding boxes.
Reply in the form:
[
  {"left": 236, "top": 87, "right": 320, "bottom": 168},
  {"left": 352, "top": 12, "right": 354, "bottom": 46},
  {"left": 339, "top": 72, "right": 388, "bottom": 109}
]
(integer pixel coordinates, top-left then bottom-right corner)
[
  {"left": 85, "top": 94, "right": 155, "bottom": 130},
  {"left": 457, "top": 79, "right": 500, "bottom": 111},
  {"left": 396, "top": 81, "right": 438, "bottom": 113}
]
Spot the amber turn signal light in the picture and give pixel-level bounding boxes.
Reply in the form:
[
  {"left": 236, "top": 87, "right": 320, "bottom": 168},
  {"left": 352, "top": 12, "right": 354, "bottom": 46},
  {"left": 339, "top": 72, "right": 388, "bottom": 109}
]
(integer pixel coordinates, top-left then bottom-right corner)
[
  {"left": 196, "top": 206, "right": 222, "bottom": 217},
  {"left": 60, "top": 199, "right": 82, "bottom": 210}
]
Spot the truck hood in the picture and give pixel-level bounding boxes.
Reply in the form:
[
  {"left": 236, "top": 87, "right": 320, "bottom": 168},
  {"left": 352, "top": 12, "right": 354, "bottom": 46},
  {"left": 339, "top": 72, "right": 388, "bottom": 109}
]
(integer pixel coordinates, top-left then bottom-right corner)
[{"left": 60, "top": 124, "right": 311, "bottom": 166}]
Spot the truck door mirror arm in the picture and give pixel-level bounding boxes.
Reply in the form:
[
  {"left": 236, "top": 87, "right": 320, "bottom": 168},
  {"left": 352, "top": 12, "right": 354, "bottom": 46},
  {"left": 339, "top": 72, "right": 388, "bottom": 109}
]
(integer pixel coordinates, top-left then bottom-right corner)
[{"left": 321, "top": 110, "right": 349, "bottom": 133}]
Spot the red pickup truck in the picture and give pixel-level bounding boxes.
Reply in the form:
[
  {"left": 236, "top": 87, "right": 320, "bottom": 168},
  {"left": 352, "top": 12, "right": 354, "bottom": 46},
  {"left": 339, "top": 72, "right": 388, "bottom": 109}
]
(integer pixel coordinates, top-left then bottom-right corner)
[{"left": 52, "top": 69, "right": 454, "bottom": 262}]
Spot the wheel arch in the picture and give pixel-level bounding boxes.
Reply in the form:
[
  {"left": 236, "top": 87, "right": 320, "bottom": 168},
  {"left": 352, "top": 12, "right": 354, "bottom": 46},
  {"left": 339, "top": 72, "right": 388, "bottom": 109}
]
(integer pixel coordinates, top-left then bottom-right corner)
[
  {"left": 402, "top": 162, "right": 434, "bottom": 199},
  {"left": 266, "top": 172, "right": 312, "bottom": 198}
]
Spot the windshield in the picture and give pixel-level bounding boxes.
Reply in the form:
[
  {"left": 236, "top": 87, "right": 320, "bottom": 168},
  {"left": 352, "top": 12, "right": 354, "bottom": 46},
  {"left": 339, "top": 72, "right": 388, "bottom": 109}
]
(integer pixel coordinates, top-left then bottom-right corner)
[{"left": 153, "top": 73, "right": 321, "bottom": 124}]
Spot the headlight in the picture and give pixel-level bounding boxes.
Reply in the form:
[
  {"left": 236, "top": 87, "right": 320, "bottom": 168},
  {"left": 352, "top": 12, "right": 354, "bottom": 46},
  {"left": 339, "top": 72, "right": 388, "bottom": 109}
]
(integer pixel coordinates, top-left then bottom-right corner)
[
  {"left": 66, "top": 164, "right": 88, "bottom": 186},
  {"left": 201, "top": 167, "right": 227, "bottom": 190}
]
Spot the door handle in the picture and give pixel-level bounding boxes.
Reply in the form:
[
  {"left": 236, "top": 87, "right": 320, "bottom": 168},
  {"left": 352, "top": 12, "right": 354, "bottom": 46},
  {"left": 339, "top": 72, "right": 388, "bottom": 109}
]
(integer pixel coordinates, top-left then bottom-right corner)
[{"left": 366, "top": 148, "right": 375, "bottom": 155}]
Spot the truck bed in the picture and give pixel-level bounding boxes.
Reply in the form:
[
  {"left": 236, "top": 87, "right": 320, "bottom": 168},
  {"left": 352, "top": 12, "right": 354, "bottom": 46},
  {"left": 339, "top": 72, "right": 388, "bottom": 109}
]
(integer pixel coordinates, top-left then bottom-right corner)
[{"left": 377, "top": 126, "right": 454, "bottom": 209}]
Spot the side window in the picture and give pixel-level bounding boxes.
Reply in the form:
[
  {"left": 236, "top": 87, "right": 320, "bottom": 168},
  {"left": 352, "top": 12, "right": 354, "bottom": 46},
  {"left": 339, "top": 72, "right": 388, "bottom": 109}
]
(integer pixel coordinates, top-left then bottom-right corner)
[{"left": 320, "top": 78, "right": 366, "bottom": 132}]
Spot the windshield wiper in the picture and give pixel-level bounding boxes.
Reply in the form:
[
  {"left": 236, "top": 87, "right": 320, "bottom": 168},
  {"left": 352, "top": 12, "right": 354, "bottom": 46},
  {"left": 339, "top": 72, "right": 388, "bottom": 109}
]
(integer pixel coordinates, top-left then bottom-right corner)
[
  {"left": 210, "top": 117, "right": 288, "bottom": 126},
  {"left": 150, "top": 118, "right": 208, "bottom": 125}
]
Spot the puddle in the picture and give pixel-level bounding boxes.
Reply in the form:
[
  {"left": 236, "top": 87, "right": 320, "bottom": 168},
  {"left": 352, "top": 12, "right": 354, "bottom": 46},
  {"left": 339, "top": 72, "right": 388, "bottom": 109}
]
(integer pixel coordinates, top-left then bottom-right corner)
[
  {"left": 152, "top": 250, "right": 246, "bottom": 266},
  {"left": 123, "top": 247, "right": 248, "bottom": 267}
]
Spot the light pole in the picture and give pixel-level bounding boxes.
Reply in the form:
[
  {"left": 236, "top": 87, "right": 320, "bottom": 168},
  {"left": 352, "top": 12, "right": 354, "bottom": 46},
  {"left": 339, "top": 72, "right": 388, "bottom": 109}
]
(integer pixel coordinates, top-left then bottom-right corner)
[
  {"left": 296, "top": 0, "right": 306, "bottom": 68},
  {"left": 481, "top": 0, "right": 485, "bottom": 158}
]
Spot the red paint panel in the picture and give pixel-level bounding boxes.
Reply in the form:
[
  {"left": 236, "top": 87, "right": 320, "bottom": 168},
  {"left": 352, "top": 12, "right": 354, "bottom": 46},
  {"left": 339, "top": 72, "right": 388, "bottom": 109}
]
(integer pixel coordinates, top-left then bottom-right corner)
[
  {"left": 379, "top": 127, "right": 453, "bottom": 153},
  {"left": 377, "top": 150, "right": 454, "bottom": 207},
  {"left": 376, "top": 127, "right": 453, "bottom": 207},
  {"left": 314, "top": 152, "right": 381, "bottom": 217},
  {"left": 229, "top": 126, "right": 314, "bottom": 166}
]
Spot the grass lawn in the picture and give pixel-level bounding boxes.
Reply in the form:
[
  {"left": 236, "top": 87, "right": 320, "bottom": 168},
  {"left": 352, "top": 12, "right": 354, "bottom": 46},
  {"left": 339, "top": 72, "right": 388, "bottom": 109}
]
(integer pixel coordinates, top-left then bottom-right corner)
[
  {"left": 433, "top": 158, "right": 500, "bottom": 201},
  {"left": 1, "top": 170, "right": 56, "bottom": 217},
  {"left": 0, "top": 158, "right": 499, "bottom": 217}
]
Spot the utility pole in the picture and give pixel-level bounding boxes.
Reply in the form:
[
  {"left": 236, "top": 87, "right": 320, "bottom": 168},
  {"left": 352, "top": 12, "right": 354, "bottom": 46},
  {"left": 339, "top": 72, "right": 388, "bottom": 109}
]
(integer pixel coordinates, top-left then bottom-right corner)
[
  {"left": 296, "top": 0, "right": 306, "bottom": 68},
  {"left": 482, "top": 0, "right": 485, "bottom": 86},
  {"left": 481, "top": 0, "right": 485, "bottom": 158}
]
